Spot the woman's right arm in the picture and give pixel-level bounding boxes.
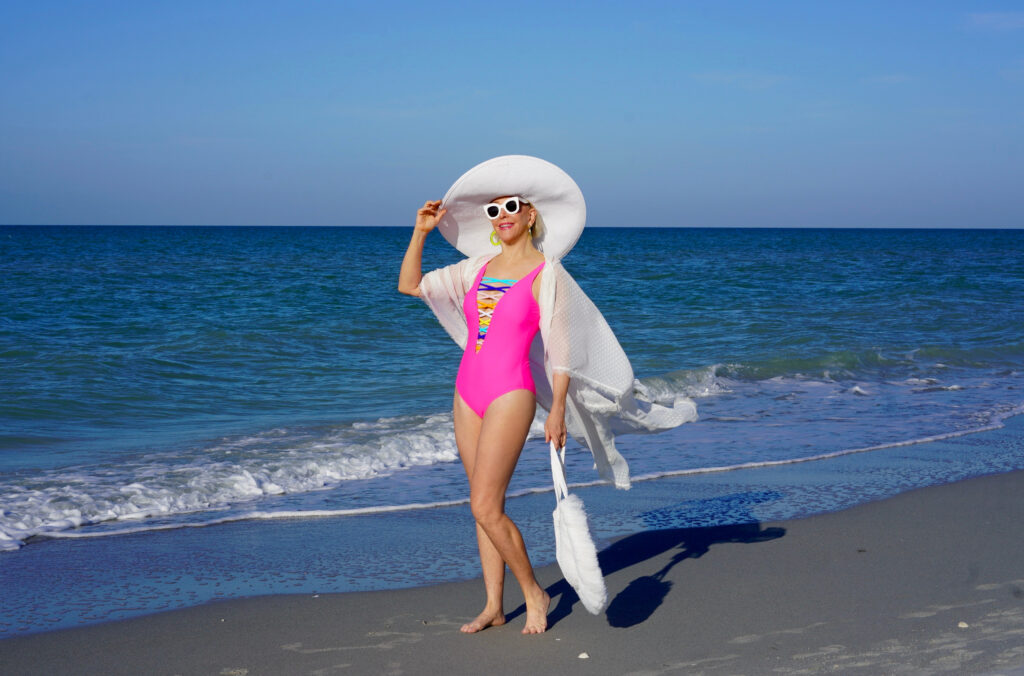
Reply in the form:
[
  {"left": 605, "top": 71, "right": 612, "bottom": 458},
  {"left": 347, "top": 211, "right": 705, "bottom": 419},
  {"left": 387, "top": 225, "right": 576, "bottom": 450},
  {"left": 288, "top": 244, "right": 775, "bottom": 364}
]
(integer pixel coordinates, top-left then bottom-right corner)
[{"left": 398, "top": 200, "right": 446, "bottom": 297}]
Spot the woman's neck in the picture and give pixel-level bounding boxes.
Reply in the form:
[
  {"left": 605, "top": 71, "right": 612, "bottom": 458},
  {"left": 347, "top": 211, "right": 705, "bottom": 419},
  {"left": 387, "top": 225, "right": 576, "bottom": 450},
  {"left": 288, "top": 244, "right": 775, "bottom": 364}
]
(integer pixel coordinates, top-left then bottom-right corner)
[{"left": 496, "top": 236, "right": 542, "bottom": 264}]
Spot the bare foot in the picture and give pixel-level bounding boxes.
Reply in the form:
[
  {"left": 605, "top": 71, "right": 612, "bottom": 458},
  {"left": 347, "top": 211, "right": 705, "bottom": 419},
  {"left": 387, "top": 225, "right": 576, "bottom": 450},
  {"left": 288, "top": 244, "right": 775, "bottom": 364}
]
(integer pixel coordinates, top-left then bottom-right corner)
[
  {"left": 522, "top": 590, "right": 550, "bottom": 635},
  {"left": 460, "top": 607, "right": 506, "bottom": 634}
]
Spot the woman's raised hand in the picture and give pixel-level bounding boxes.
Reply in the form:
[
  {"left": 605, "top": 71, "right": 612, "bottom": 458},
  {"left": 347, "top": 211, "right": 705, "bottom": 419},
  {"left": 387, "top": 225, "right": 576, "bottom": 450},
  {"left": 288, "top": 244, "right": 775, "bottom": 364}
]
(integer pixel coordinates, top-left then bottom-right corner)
[
  {"left": 415, "top": 200, "right": 447, "bottom": 234},
  {"left": 400, "top": 200, "right": 446, "bottom": 296}
]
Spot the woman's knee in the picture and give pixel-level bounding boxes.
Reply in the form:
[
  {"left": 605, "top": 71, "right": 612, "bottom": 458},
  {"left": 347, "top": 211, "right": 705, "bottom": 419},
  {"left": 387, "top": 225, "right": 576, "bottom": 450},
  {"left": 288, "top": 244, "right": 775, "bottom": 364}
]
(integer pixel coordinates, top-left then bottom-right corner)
[{"left": 470, "top": 492, "right": 504, "bottom": 526}]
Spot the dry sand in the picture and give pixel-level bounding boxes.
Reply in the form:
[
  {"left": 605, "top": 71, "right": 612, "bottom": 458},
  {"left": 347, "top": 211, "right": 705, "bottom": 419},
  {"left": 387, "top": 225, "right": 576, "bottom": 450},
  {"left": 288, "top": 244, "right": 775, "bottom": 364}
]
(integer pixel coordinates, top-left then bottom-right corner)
[{"left": 3, "top": 470, "right": 1024, "bottom": 675}]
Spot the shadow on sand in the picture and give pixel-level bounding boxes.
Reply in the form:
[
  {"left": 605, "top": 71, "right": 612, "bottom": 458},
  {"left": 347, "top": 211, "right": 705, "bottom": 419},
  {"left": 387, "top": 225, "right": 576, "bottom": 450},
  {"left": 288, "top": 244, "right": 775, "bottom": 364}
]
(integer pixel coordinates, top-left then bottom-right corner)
[
  {"left": 539, "top": 522, "right": 784, "bottom": 629},
  {"left": 509, "top": 516, "right": 785, "bottom": 629}
]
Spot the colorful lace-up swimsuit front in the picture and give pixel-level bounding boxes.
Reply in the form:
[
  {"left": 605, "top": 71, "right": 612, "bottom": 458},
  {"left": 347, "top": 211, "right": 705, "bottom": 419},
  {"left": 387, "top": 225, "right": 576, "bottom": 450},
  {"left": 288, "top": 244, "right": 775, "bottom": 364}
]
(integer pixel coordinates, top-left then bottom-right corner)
[{"left": 455, "top": 261, "right": 545, "bottom": 417}]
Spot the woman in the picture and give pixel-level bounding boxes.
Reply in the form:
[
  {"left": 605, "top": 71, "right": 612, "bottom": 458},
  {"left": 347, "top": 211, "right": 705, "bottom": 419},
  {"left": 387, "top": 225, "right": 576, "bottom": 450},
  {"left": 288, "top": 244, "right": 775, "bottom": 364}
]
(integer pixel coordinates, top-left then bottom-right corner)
[{"left": 398, "top": 156, "right": 696, "bottom": 635}]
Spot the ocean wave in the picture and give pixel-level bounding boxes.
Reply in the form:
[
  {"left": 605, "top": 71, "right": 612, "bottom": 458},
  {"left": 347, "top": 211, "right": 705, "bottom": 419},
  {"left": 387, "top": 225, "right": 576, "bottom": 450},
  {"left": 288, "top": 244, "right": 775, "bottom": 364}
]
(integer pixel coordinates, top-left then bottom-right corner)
[
  {"left": 4, "top": 352, "right": 1022, "bottom": 552},
  {"left": 29, "top": 403, "right": 1024, "bottom": 547},
  {"left": 685, "top": 344, "right": 1024, "bottom": 384},
  {"left": 637, "top": 364, "right": 733, "bottom": 400},
  {"left": 0, "top": 413, "right": 459, "bottom": 551}
]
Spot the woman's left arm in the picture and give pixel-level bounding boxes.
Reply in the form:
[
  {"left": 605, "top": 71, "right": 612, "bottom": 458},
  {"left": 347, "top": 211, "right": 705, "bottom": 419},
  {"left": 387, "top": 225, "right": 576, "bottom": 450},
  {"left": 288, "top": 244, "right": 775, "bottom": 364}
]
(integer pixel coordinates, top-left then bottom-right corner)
[{"left": 545, "top": 371, "right": 570, "bottom": 448}]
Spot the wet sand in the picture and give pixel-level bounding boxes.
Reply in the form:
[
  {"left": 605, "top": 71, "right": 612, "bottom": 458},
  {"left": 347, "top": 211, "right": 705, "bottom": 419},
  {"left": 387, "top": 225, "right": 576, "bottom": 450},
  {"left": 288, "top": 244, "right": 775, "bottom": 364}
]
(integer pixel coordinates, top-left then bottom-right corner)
[{"left": 4, "top": 468, "right": 1024, "bottom": 674}]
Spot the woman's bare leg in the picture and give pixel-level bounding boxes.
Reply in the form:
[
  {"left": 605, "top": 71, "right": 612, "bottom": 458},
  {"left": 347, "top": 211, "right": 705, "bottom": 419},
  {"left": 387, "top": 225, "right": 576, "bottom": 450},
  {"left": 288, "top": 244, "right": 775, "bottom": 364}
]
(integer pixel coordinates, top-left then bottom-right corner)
[
  {"left": 467, "top": 390, "right": 551, "bottom": 634},
  {"left": 454, "top": 394, "right": 506, "bottom": 633}
]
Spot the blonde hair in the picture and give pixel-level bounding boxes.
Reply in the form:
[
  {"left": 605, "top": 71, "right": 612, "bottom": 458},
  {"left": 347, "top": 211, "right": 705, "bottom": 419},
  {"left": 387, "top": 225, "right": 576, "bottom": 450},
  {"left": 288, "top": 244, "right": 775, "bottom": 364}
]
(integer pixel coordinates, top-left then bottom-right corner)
[{"left": 530, "top": 208, "right": 546, "bottom": 242}]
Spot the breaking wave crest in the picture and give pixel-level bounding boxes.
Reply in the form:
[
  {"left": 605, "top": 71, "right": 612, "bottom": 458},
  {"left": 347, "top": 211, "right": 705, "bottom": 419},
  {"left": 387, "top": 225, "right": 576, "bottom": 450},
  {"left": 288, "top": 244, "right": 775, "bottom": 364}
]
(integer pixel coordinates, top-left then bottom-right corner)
[{"left": 0, "top": 413, "right": 458, "bottom": 551}]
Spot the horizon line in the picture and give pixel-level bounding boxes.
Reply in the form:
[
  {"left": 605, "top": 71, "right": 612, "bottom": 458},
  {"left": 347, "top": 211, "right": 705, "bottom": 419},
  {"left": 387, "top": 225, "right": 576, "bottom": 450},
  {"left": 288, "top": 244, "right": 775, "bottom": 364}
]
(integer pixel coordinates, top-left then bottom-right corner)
[{"left": 2, "top": 223, "right": 1022, "bottom": 231}]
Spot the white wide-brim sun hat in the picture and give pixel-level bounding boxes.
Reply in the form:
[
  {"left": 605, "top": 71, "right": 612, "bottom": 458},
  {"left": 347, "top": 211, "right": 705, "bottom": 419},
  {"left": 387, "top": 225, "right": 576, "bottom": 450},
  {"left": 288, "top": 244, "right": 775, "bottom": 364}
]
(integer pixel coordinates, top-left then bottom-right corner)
[{"left": 438, "top": 155, "right": 586, "bottom": 260}]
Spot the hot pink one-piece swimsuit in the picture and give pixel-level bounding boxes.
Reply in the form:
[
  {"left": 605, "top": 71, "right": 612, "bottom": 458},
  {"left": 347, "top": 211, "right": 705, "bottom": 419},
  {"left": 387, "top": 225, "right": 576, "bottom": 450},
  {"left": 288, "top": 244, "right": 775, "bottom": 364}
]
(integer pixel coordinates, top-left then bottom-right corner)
[{"left": 455, "top": 261, "right": 545, "bottom": 418}]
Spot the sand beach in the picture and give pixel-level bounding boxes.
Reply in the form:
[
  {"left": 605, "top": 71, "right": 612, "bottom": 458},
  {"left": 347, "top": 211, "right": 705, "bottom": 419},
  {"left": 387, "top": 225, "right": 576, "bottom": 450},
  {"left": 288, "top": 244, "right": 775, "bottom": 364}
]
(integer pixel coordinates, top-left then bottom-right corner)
[{"left": 4, "top": 467, "right": 1024, "bottom": 675}]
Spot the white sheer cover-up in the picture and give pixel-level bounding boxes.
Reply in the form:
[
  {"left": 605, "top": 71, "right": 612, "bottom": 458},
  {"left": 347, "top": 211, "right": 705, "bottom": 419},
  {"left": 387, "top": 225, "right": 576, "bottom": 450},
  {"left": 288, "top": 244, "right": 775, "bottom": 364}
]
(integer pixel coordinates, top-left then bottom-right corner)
[{"left": 419, "top": 255, "right": 698, "bottom": 489}]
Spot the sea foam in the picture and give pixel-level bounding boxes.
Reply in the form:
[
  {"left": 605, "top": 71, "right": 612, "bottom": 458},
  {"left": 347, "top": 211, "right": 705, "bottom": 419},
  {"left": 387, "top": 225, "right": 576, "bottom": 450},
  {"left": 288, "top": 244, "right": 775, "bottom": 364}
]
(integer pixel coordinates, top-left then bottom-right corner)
[{"left": 0, "top": 413, "right": 459, "bottom": 550}]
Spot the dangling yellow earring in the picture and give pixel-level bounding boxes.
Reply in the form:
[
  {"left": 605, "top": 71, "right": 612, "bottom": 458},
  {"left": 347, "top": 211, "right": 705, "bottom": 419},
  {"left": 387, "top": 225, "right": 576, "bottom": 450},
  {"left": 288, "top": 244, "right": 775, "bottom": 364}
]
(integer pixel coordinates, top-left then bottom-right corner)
[{"left": 490, "top": 231, "right": 500, "bottom": 246}]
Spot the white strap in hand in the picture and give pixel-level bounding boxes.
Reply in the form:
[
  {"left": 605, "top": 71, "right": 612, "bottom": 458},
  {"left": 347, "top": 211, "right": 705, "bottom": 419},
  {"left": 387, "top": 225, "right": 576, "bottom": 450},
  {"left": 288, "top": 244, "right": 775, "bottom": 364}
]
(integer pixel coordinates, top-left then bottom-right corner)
[{"left": 550, "top": 440, "right": 569, "bottom": 502}]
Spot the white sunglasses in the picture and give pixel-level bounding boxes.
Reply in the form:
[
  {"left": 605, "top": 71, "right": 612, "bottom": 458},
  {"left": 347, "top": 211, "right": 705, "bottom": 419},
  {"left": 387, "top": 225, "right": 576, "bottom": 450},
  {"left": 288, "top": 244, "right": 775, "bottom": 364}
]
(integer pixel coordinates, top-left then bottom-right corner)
[{"left": 483, "top": 196, "right": 529, "bottom": 219}]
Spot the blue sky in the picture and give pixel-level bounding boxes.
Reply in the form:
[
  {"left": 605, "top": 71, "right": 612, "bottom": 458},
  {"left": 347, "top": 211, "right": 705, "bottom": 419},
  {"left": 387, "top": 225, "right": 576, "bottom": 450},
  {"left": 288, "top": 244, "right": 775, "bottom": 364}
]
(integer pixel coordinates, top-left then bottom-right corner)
[{"left": 1, "top": 1, "right": 1022, "bottom": 227}]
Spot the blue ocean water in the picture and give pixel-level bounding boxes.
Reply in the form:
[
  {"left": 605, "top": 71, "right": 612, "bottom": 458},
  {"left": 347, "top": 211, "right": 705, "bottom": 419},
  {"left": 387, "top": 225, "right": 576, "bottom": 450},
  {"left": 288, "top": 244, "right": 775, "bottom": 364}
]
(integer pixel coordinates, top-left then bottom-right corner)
[{"left": 1, "top": 225, "right": 1023, "bottom": 635}]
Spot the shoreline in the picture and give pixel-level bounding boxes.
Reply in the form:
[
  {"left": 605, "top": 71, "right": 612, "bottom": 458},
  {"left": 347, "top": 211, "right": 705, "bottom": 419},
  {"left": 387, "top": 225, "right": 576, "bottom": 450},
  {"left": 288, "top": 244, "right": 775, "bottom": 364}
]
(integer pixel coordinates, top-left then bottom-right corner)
[
  {"left": 4, "top": 469, "right": 1024, "bottom": 674},
  {"left": 3, "top": 411, "right": 1024, "bottom": 642}
]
